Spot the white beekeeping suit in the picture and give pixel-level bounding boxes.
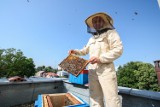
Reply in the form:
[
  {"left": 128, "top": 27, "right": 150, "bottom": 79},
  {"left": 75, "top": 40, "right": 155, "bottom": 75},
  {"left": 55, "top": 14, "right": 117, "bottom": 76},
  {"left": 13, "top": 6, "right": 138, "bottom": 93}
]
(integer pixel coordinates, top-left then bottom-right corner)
[
  {"left": 69, "top": 12, "right": 123, "bottom": 107},
  {"left": 158, "top": 0, "right": 160, "bottom": 8}
]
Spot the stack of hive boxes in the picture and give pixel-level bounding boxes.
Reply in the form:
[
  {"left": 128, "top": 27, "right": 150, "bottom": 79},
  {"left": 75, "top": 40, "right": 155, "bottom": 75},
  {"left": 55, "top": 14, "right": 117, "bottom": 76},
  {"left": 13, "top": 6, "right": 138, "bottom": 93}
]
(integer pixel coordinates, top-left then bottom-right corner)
[{"left": 69, "top": 70, "right": 88, "bottom": 85}]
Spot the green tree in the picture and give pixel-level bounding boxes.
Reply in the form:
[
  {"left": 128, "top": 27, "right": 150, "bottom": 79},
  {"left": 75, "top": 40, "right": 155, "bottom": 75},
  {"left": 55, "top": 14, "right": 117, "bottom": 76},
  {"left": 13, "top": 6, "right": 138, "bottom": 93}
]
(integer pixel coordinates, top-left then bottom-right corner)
[
  {"left": 52, "top": 68, "right": 58, "bottom": 73},
  {"left": 36, "top": 65, "right": 46, "bottom": 72},
  {"left": 44, "top": 66, "right": 53, "bottom": 72},
  {"left": 36, "top": 66, "right": 58, "bottom": 73},
  {"left": 0, "top": 48, "right": 36, "bottom": 77},
  {"left": 117, "top": 61, "right": 160, "bottom": 91}
]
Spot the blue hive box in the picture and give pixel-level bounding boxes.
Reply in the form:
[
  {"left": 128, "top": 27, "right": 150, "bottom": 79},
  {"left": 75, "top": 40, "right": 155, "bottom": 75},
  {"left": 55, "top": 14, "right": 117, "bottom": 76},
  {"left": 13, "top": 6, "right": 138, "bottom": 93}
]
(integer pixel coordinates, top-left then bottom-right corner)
[{"left": 69, "top": 70, "right": 88, "bottom": 85}]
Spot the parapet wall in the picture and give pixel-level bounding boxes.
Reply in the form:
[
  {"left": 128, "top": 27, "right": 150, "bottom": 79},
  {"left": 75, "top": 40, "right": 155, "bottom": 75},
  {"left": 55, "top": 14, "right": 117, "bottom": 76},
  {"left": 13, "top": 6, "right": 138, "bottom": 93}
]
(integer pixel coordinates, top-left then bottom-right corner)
[
  {"left": 63, "top": 80, "right": 160, "bottom": 107},
  {"left": 0, "top": 78, "right": 65, "bottom": 107}
]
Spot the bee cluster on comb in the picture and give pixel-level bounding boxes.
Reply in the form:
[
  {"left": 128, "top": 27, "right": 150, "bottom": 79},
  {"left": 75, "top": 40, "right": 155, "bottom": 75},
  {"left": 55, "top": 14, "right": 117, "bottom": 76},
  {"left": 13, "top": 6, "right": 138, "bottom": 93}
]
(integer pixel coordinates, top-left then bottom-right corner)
[{"left": 59, "top": 54, "right": 89, "bottom": 76}]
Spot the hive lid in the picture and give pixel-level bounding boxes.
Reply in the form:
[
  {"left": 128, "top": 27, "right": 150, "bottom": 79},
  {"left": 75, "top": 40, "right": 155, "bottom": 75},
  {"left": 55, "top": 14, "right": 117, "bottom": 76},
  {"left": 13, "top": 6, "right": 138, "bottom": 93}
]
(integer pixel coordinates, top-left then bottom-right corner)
[{"left": 59, "top": 54, "right": 89, "bottom": 76}]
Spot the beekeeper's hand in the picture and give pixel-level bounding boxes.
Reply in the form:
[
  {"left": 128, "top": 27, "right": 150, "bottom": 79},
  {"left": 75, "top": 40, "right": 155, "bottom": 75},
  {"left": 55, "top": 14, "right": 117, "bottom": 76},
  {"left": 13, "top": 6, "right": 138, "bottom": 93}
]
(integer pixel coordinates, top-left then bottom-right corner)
[
  {"left": 68, "top": 50, "right": 77, "bottom": 55},
  {"left": 89, "top": 56, "right": 100, "bottom": 64}
]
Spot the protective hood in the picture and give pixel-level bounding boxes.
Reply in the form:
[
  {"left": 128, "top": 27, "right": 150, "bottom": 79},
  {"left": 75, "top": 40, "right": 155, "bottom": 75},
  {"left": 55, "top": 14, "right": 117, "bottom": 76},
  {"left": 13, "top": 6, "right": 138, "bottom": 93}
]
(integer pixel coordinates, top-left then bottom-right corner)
[{"left": 85, "top": 12, "right": 114, "bottom": 34}]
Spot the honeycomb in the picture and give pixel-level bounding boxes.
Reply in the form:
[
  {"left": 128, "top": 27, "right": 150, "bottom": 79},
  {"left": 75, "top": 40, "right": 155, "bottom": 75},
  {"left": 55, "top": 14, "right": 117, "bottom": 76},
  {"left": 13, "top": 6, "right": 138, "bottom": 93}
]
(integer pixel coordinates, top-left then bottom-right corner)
[{"left": 59, "top": 54, "right": 89, "bottom": 76}]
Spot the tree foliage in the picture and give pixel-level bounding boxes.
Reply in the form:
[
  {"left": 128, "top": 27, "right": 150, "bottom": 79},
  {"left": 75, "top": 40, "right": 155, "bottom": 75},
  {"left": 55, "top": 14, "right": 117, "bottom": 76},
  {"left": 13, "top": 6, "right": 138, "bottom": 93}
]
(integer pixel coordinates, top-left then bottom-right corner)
[
  {"left": 0, "top": 48, "right": 36, "bottom": 77},
  {"left": 117, "top": 61, "right": 160, "bottom": 91},
  {"left": 35, "top": 65, "right": 58, "bottom": 73}
]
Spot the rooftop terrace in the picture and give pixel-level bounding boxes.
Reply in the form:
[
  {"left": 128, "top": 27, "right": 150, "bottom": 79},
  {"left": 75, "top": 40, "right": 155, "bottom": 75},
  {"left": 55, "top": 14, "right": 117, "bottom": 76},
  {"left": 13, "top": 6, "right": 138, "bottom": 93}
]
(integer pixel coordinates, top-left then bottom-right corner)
[{"left": 0, "top": 77, "right": 160, "bottom": 107}]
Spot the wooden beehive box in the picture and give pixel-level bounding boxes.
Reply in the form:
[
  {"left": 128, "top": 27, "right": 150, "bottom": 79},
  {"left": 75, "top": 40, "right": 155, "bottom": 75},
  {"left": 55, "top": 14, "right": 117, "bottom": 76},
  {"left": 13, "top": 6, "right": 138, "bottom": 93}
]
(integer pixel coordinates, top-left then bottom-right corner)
[
  {"left": 42, "top": 93, "right": 83, "bottom": 107},
  {"left": 59, "top": 54, "right": 89, "bottom": 76}
]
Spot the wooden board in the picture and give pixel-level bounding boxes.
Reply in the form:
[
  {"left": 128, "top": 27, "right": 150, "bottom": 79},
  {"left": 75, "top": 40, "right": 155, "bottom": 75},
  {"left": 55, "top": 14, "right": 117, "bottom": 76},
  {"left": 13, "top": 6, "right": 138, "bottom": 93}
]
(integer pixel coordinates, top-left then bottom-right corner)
[
  {"left": 43, "top": 95, "right": 49, "bottom": 107},
  {"left": 59, "top": 54, "right": 89, "bottom": 76},
  {"left": 65, "top": 93, "right": 81, "bottom": 104}
]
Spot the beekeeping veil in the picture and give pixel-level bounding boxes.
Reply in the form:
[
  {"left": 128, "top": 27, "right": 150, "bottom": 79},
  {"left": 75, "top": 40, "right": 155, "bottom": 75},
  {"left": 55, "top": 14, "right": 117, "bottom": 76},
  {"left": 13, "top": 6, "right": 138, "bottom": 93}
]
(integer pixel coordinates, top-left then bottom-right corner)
[{"left": 85, "top": 12, "right": 114, "bottom": 34}]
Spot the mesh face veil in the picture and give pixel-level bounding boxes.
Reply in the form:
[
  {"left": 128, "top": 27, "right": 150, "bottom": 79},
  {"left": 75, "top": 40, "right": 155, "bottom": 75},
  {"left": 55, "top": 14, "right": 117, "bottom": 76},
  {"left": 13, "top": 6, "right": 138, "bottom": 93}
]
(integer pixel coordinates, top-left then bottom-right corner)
[
  {"left": 85, "top": 12, "right": 114, "bottom": 35},
  {"left": 87, "top": 25, "right": 97, "bottom": 34},
  {"left": 87, "top": 23, "right": 115, "bottom": 36}
]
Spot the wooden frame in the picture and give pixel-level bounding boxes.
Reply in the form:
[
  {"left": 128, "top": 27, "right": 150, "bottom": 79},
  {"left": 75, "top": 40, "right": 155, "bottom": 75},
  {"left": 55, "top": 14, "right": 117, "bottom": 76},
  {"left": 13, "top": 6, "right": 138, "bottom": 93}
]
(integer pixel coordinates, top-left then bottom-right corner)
[
  {"left": 42, "top": 93, "right": 82, "bottom": 107},
  {"left": 59, "top": 54, "right": 89, "bottom": 76}
]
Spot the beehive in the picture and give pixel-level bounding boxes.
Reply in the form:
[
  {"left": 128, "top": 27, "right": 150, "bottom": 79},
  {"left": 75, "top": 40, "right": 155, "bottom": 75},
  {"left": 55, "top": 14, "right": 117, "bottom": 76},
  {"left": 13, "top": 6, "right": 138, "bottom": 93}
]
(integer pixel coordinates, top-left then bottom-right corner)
[
  {"left": 69, "top": 70, "right": 88, "bottom": 85},
  {"left": 34, "top": 93, "right": 89, "bottom": 107}
]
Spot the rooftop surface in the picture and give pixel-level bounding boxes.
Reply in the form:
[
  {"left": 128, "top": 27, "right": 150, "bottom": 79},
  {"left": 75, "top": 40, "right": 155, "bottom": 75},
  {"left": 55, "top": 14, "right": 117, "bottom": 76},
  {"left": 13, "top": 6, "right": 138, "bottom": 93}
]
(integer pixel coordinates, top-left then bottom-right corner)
[{"left": 0, "top": 77, "right": 160, "bottom": 107}]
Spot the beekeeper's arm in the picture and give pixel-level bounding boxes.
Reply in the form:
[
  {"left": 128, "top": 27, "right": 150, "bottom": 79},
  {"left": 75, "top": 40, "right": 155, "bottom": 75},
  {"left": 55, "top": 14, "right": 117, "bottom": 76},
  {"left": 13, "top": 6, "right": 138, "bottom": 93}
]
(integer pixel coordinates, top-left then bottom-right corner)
[
  {"left": 99, "top": 31, "right": 123, "bottom": 63},
  {"left": 74, "top": 44, "right": 89, "bottom": 56},
  {"left": 70, "top": 39, "right": 91, "bottom": 56}
]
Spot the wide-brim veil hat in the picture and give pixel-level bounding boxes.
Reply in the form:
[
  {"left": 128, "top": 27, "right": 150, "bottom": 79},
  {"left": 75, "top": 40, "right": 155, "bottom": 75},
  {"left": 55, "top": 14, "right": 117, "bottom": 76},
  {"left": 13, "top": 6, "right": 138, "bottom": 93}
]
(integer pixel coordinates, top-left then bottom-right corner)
[{"left": 85, "top": 12, "right": 113, "bottom": 28}]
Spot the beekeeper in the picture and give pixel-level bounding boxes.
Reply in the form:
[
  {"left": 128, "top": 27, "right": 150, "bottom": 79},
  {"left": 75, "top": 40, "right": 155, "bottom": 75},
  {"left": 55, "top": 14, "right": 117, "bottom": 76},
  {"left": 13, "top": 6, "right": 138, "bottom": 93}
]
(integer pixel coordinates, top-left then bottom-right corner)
[{"left": 69, "top": 12, "right": 123, "bottom": 107}]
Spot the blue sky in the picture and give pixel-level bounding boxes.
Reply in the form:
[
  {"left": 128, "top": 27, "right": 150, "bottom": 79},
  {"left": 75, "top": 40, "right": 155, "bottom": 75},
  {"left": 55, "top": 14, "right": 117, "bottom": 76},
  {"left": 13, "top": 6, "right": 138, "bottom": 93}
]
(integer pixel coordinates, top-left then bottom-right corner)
[{"left": 0, "top": 0, "right": 160, "bottom": 68}]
